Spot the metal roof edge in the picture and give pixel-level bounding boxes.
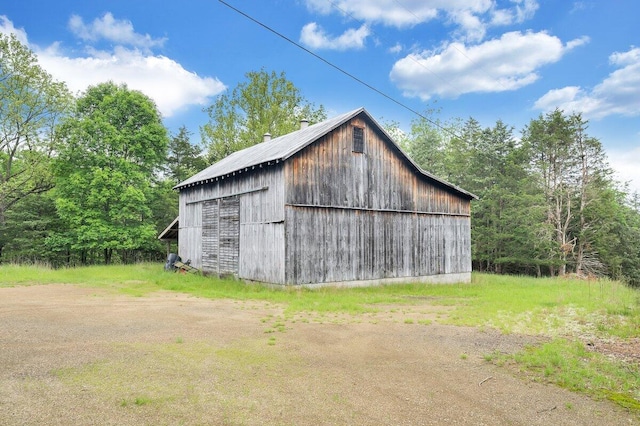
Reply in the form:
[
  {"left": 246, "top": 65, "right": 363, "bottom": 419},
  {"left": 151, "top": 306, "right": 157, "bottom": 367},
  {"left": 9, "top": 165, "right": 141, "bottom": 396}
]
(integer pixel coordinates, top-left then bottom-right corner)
[
  {"left": 174, "top": 107, "right": 477, "bottom": 200},
  {"left": 279, "top": 107, "right": 365, "bottom": 162},
  {"left": 356, "top": 109, "right": 479, "bottom": 200},
  {"left": 174, "top": 108, "right": 365, "bottom": 190}
]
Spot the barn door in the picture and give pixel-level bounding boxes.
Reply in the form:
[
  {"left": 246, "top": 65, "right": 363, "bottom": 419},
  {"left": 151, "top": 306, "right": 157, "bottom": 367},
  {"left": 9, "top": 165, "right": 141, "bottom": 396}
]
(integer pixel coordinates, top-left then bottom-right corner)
[
  {"left": 218, "top": 196, "right": 240, "bottom": 275},
  {"left": 201, "top": 196, "right": 240, "bottom": 275},
  {"left": 202, "top": 200, "right": 219, "bottom": 272}
]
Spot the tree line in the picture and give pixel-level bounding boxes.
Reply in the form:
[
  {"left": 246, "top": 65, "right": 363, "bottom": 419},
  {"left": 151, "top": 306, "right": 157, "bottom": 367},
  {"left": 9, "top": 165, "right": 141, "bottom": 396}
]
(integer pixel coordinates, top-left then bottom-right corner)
[
  {"left": 395, "top": 110, "right": 640, "bottom": 286},
  {"left": 2, "top": 33, "right": 639, "bottom": 285},
  {"left": 0, "top": 34, "right": 325, "bottom": 267}
]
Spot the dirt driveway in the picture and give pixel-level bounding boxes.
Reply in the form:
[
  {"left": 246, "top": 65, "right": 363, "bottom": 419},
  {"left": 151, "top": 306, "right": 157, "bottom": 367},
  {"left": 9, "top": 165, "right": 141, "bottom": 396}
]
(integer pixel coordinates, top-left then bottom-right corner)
[{"left": 0, "top": 284, "right": 637, "bottom": 425}]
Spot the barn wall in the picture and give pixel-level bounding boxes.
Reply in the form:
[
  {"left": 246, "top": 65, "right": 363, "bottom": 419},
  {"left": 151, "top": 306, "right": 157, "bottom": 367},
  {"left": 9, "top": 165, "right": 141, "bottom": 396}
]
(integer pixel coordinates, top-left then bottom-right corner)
[
  {"left": 240, "top": 222, "right": 285, "bottom": 283},
  {"left": 178, "top": 164, "right": 285, "bottom": 275},
  {"left": 238, "top": 180, "right": 286, "bottom": 283},
  {"left": 286, "top": 117, "right": 470, "bottom": 215},
  {"left": 178, "top": 194, "right": 202, "bottom": 268},
  {"left": 282, "top": 113, "right": 472, "bottom": 286},
  {"left": 284, "top": 206, "right": 471, "bottom": 285}
]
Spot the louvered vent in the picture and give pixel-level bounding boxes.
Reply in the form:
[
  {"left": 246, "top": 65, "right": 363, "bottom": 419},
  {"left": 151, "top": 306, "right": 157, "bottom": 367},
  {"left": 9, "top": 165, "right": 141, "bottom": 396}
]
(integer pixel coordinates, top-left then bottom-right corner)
[{"left": 352, "top": 126, "right": 364, "bottom": 153}]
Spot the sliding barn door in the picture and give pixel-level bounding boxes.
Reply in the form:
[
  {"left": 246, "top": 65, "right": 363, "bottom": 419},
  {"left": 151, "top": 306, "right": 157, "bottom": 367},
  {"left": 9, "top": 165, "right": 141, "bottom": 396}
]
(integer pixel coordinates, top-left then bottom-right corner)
[
  {"left": 218, "top": 196, "right": 240, "bottom": 275},
  {"left": 201, "top": 196, "right": 240, "bottom": 275}
]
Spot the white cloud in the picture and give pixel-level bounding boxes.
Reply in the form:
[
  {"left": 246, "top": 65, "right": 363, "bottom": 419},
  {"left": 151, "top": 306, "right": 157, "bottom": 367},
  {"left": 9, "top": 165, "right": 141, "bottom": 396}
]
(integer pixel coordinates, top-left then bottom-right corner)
[
  {"left": 534, "top": 47, "right": 640, "bottom": 119},
  {"left": 0, "top": 15, "right": 224, "bottom": 118},
  {"left": 300, "top": 22, "right": 370, "bottom": 50},
  {"left": 511, "top": 0, "right": 540, "bottom": 22},
  {"left": 0, "top": 15, "right": 28, "bottom": 44},
  {"left": 609, "top": 145, "right": 640, "bottom": 194},
  {"left": 37, "top": 46, "right": 225, "bottom": 118},
  {"left": 390, "top": 31, "right": 583, "bottom": 100},
  {"left": 566, "top": 35, "right": 590, "bottom": 50},
  {"left": 570, "top": 1, "right": 592, "bottom": 14},
  {"left": 304, "top": 0, "right": 539, "bottom": 42},
  {"left": 388, "top": 43, "right": 403, "bottom": 54},
  {"left": 449, "top": 8, "right": 487, "bottom": 42},
  {"left": 68, "top": 13, "right": 166, "bottom": 50}
]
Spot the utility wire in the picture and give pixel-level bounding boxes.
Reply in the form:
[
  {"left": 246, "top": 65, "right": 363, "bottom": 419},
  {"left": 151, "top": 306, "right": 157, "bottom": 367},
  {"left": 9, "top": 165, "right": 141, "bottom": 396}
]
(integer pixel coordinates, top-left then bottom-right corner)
[
  {"left": 323, "top": 0, "right": 459, "bottom": 96},
  {"left": 217, "top": 0, "right": 460, "bottom": 139}
]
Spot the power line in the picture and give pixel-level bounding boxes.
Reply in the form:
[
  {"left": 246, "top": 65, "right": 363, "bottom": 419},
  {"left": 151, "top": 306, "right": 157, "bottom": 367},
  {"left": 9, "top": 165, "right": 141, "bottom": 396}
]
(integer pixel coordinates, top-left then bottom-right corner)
[
  {"left": 323, "top": 0, "right": 459, "bottom": 96},
  {"left": 217, "top": 0, "right": 459, "bottom": 138}
]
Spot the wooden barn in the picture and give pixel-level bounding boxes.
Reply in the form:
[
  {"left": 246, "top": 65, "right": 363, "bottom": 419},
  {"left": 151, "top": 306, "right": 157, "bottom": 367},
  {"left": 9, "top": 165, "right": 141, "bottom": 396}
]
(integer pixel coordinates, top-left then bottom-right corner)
[{"left": 172, "top": 108, "right": 476, "bottom": 287}]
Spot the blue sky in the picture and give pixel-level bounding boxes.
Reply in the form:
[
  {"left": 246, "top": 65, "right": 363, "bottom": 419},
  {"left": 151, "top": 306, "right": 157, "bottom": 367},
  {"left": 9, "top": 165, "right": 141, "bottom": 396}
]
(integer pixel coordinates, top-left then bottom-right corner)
[{"left": 3, "top": 1, "right": 639, "bottom": 192}]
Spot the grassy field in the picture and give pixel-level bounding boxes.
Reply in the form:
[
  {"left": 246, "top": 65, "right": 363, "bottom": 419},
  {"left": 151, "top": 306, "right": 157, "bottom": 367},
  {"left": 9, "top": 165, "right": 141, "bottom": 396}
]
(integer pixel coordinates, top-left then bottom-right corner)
[{"left": 2, "top": 263, "right": 639, "bottom": 411}]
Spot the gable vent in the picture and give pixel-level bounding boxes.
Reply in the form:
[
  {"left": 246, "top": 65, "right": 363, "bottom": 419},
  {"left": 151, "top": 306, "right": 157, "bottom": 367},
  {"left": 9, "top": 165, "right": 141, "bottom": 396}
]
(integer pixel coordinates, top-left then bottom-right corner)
[{"left": 352, "top": 126, "right": 364, "bottom": 153}]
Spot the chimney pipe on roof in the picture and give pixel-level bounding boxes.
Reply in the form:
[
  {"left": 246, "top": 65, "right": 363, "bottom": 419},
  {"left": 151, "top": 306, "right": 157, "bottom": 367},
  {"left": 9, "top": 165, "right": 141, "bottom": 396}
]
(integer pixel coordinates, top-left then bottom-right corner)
[
  {"left": 300, "top": 119, "right": 309, "bottom": 129},
  {"left": 263, "top": 133, "right": 271, "bottom": 142}
]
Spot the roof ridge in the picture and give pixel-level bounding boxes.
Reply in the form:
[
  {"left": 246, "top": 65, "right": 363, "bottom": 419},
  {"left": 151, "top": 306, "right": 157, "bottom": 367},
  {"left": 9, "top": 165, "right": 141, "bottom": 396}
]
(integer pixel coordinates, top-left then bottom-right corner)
[
  {"left": 174, "top": 107, "right": 364, "bottom": 190},
  {"left": 174, "top": 107, "right": 476, "bottom": 200}
]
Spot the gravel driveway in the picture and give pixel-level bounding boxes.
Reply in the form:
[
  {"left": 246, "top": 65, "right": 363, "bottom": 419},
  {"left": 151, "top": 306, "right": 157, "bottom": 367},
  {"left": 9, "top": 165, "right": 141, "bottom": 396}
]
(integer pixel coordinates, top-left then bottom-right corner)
[{"left": 0, "top": 284, "right": 637, "bottom": 425}]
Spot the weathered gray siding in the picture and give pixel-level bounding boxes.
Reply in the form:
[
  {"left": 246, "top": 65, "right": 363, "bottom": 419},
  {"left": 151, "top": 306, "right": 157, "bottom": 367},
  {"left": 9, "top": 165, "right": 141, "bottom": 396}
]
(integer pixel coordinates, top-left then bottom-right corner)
[
  {"left": 240, "top": 222, "right": 285, "bottom": 283},
  {"left": 178, "top": 110, "right": 472, "bottom": 286},
  {"left": 178, "top": 196, "right": 202, "bottom": 268},
  {"left": 202, "top": 200, "right": 219, "bottom": 271},
  {"left": 178, "top": 164, "right": 285, "bottom": 280},
  {"left": 219, "top": 197, "right": 241, "bottom": 275},
  {"left": 286, "top": 117, "right": 470, "bottom": 215},
  {"left": 284, "top": 206, "right": 471, "bottom": 285},
  {"left": 201, "top": 197, "right": 241, "bottom": 275},
  {"left": 281, "top": 114, "right": 472, "bottom": 285},
  {"left": 238, "top": 180, "right": 285, "bottom": 283}
]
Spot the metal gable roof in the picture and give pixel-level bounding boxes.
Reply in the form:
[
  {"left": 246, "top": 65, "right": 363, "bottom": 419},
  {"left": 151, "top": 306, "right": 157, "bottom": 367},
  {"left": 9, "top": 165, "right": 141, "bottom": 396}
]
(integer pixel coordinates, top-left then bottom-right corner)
[
  {"left": 174, "top": 107, "right": 477, "bottom": 200},
  {"left": 174, "top": 107, "right": 364, "bottom": 190}
]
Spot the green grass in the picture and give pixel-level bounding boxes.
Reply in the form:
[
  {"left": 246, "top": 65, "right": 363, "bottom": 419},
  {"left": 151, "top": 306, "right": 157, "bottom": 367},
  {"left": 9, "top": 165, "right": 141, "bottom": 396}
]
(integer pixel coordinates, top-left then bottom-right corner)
[
  {"left": 2, "top": 263, "right": 639, "bottom": 337},
  {"left": 4, "top": 262, "right": 640, "bottom": 413},
  {"left": 490, "top": 339, "right": 640, "bottom": 410}
]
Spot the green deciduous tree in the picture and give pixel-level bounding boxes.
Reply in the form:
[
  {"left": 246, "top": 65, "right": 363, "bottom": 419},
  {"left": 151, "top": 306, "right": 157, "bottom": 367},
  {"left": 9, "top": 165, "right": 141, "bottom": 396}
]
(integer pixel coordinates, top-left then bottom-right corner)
[
  {"left": 0, "top": 33, "right": 71, "bottom": 259},
  {"left": 54, "top": 82, "right": 168, "bottom": 264},
  {"left": 401, "top": 108, "right": 462, "bottom": 181},
  {"left": 201, "top": 69, "right": 326, "bottom": 162}
]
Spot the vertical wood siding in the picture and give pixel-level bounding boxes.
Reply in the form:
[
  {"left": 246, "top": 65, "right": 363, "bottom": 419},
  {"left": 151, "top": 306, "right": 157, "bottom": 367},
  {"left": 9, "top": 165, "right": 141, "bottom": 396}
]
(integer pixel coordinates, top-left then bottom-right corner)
[
  {"left": 179, "top": 111, "right": 472, "bottom": 285},
  {"left": 201, "top": 200, "right": 219, "bottom": 271},
  {"left": 178, "top": 193, "right": 202, "bottom": 268},
  {"left": 201, "top": 197, "right": 240, "bottom": 275},
  {"left": 178, "top": 165, "right": 285, "bottom": 271},
  {"left": 282, "top": 113, "right": 472, "bottom": 285},
  {"left": 285, "top": 206, "right": 471, "bottom": 285},
  {"left": 240, "top": 222, "right": 285, "bottom": 283},
  {"left": 286, "top": 118, "right": 470, "bottom": 215},
  {"left": 218, "top": 197, "right": 240, "bottom": 275}
]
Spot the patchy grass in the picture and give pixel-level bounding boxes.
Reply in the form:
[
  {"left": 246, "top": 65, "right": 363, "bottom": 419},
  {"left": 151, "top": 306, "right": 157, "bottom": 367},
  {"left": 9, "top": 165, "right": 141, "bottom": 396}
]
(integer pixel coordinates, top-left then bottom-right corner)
[
  {"left": 4, "top": 263, "right": 640, "bottom": 413},
  {"left": 488, "top": 339, "right": 640, "bottom": 410},
  {"left": 53, "top": 339, "right": 301, "bottom": 423},
  {"left": 2, "top": 264, "right": 639, "bottom": 338}
]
